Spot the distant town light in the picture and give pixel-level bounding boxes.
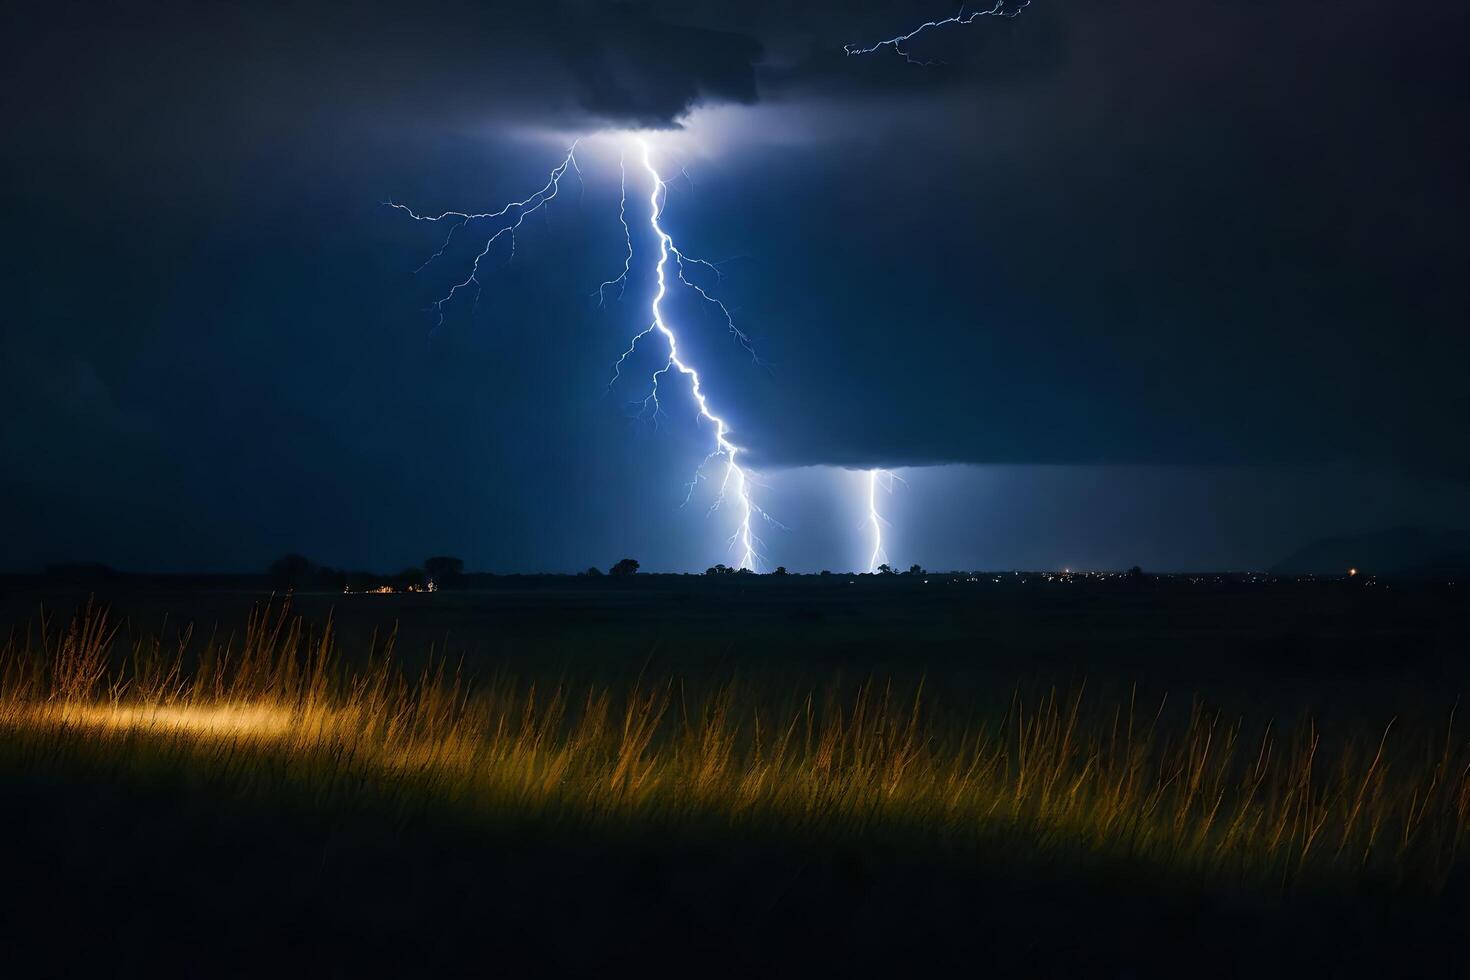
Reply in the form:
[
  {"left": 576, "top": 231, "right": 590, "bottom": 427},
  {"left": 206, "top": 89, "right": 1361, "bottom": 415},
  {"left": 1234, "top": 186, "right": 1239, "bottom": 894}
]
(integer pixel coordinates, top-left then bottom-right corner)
[{"left": 1349, "top": 568, "right": 1359, "bottom": 577}]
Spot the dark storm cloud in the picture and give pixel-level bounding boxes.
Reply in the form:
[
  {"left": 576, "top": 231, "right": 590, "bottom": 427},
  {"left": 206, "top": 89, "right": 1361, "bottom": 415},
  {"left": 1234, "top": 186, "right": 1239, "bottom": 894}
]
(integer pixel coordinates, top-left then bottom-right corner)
[
  {"left": 3, "top": 0, "right": 1065, "bottom": 154},
  {"left": 702, "top": 0, "right": 1469, "bottom": 486},
  {"left": 1, "top": 0, "right": 774, "bottom": 155},
  {"left": 561, "top": 4, "right": 762, "bottom": 127}
]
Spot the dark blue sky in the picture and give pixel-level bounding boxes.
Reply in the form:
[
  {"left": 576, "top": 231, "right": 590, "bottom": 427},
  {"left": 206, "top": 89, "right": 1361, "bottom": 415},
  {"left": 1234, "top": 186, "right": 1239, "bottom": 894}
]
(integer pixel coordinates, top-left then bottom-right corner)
[{"left": 2, "top": 0, "right": 1466, "bottom": 573}]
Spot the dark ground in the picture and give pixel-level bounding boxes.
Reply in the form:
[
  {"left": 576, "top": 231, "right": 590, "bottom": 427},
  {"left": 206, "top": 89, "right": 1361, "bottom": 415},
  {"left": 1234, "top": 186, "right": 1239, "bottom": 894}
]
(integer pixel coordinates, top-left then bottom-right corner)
[
  {"left": 5, "top": 572, "right": 1467, "bottom": 724},
  {"left": 3, "top": 746, "right": 1464, "bottom": 979},
  {"left": 2, "top": 574, "right": 1468, "bottom": 977}
]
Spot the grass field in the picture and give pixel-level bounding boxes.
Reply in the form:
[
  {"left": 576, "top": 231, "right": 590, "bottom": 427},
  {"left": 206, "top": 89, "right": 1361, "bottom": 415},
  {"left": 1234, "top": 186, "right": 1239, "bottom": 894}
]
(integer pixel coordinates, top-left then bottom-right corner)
[{"left": 2, "top": 580, "right": 1468, "bottom": 976}]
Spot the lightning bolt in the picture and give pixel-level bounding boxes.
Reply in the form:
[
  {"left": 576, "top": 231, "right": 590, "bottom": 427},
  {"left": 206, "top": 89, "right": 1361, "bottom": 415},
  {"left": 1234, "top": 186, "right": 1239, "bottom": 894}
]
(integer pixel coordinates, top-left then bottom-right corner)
[
  {"left": 844, "top": 1, "right": 1031, "bottom": 64},
  {"left": 388, "top": 6, "right": 1039, "bottom": 574},
  {"left": 613, "top": 137, "right": 775, "bottom": 570},
  {"left": 392, "top": 135, "right": 774, "bottom": 571},
  {"left": 865, "top": 468, "right": 904, "bottom": 573}
]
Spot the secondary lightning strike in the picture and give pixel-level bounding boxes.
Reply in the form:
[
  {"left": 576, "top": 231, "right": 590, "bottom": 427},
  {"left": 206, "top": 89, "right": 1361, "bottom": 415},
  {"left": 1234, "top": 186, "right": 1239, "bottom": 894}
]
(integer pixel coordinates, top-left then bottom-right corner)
[
  {"left": 844, "top": 1, "right": 1031, "bottom": 64},
  {"left": 613, "top": 137, "right": 775, "bottom": 570},
  {"left": 866, "top": 469, "right": 903, "bottom": 573},
  {"left": 386, "top": 143, "right": 583, "bottom": 331}
]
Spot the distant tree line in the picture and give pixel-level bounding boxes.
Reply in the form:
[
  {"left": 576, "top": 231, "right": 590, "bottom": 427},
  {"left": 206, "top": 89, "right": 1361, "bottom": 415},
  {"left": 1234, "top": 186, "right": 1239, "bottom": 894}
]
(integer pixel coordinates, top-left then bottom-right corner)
[
  {"left": 48, "top": 554, "right": 1150, "bottom": 593},
  {"left": 30, "top": 558, "right": 1381, "bottom": 592},
  {"left": 703, "top": 564, "right": 754, "bottom": 577},
  {"left": 266, "top": 554, "right": 465, "bottom": 592},
  {"left": 259, "top": 554, "right": 941, "bottom": 586}
]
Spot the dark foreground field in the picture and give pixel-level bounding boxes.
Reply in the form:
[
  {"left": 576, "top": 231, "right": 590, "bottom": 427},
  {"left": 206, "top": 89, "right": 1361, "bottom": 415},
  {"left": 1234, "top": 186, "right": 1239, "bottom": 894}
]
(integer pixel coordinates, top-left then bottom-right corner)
[{"left": 2, "top": 575, "right": 1468, "bottom": 977}]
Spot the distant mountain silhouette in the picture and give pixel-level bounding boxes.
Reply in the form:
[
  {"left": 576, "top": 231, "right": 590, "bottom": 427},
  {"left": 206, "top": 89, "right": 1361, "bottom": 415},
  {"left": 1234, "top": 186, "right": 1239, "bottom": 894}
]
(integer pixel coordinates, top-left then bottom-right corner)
[{"left": 1271, "top": 527, "right": 1470, "bottom": 577}]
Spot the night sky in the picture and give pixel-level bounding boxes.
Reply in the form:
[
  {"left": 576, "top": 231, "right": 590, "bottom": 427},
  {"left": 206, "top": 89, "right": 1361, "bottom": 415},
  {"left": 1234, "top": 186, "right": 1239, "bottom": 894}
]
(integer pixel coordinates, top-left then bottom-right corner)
[{"left": 3, "top": 0, "right": 1466, "bottom": 573}]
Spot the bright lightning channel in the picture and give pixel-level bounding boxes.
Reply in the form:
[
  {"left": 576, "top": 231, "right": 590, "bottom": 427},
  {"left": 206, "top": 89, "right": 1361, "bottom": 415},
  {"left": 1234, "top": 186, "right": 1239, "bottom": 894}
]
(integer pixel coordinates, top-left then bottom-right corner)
[
  {"left": 613, "top": 137, "right": 777, "bottom": 571},
  {"left": 866, "top": 469, "right": 903, "bottom": 573},
  {"left": 844, "top": 1, "right": 1031, "bottom": 64}
]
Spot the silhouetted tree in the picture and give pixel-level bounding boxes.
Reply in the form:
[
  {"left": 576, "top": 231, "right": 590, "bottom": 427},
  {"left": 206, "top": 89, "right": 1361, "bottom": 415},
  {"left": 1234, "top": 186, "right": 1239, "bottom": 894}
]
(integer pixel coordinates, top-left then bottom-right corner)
[
  {"left": 773, "top": 566, "right": 789, "bottom": 576},
  {"left": 908, "top": 564, "right": 925, "bottom": 576},
  {"left": 877, "top": 563, "right": 894, "bottom": 575},
  {"left": 584, "top": 566, "right": 603, "bottom": 577},
  {"left": 706, "top": 564, "right": 735, "bottom": 576},
  {"left": 424, "top": 556, "right": 464, "bottom": 589},
  {"left": 268, "top": 553, "right": 314, "bottom": 591},
  {"left": 609, "top": 558, "right": 640, "bottom": 577},
  {"left": 819, "top": 569, "right": 832, "bottom": 577}
]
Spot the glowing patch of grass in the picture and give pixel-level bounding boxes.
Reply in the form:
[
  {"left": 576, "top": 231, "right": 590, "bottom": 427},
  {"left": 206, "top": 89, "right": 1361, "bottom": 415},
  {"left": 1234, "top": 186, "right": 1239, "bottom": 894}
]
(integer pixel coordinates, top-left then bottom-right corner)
[{"left": 2, "top": 600, "right": 1466, "bottom": 889}]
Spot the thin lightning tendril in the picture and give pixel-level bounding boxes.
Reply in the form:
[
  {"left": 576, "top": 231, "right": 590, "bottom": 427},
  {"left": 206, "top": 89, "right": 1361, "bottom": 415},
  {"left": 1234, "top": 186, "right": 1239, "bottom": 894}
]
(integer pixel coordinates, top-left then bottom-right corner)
[
  {"left": 594, "top": 154, "right": 632, "bottom": 306},
  {"left": 844, "top": 1, "right": 1031, "bottom": 64},
  {"left": 386, "top": 143, "right": 583, "bottom": 332}
]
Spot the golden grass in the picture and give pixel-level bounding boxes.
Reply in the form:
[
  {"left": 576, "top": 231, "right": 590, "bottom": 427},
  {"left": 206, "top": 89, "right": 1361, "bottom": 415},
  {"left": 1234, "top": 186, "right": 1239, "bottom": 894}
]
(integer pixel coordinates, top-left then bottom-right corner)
[{"left": 3, "top": 599, "right": 1467, "bottom": 888}]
